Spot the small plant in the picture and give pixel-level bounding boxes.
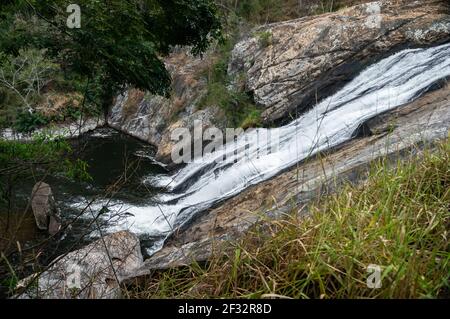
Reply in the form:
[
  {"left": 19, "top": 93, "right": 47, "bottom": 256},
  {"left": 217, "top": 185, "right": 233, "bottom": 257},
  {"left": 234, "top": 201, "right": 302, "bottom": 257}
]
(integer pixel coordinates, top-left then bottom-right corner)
[
  {"left": 257, "top": 31, "right": 273, "bottom": 48},
  {"left": 13, "top": 111, "right": 49, "bottom": 133},
  {"left": 199, "top": 37, "right": 262, "bottom": 129},
  {"left": 65, "top": 158, "right": 93, "bottom": 182},
  {"left": 241, "top": 108, "right": 262, "bottom": 129},
  {"left": 122, "top": 138, "right": 450, "bottom": 299}
]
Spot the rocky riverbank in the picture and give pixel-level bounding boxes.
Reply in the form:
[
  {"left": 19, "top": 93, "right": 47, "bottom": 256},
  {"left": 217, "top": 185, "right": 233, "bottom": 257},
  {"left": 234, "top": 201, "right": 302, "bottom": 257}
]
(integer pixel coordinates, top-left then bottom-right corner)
[
  {"left": 135, "top": 82, "right": 450, "bottom": 272},
  {"left": 108, "top": 0, "right": 450, "bottom": 164},
  {"left": 16, "top": 81, "right": 450, "bottom": 298},
  {"left": 0, "top": 116, "right": 105, "bottom": 141},
  {"left": 11, "top": 0, "right": 450, "bottom": 298}
]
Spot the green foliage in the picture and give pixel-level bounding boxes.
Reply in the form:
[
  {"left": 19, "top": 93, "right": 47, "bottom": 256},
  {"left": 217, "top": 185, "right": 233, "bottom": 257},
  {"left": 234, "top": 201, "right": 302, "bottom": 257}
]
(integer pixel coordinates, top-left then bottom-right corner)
[
  {"left": 0, "top": 48, "right": 59, "bottom": 123},
  {"left": 199, "top": 36, "right": 262, "bottom": 128},
  {"left": 1, "top": 1, "right": 221, "bottom": 129},
  {"left": 0, "top": 48, "right": 103, "bottom": 129},
  {"left": 0, "top": 133, "right": 68, "bottom": 166},
  {"left": 200, "top": 80, "right": 261, "bottom": 128},
  {"left": 0, "top": 87, "right": 19, "bottom": 128},
  {"left": 0, "top": 274, "right": 17, "bottom": 296},
  {"left": 240, "top": 108, "right": 262, "bottom": 129},
  {"left": 13, "top": 111, "right": 49, "bottom": 133},
  {"left": 234, "top": 0, "right": 283, "bottom": 24},
  {"left": 0, "top": 133, "right": 91, "bottom": 204},
  {"left": 216, "top": 0, "right": 368, "bottom": 25},
  {"left": 65, "top": 158, "right": 93, "bottom": 182},
  {"left": 256, "top": 31, "right": 273, "bottom": 48},
  {"left": 0, "top": 0, "right": 222, "bottom": 111},
  {"left": 0, "top": 253, "right": 18, "bottom": 296},
  {"left": 200, "top": 83, "right": 228, "bottom": 109}
]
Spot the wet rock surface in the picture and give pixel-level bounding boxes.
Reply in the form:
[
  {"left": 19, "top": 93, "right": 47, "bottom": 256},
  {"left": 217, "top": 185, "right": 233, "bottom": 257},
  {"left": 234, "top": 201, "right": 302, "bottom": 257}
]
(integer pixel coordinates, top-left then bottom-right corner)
[
  {"left": 130, "top": 83, "right": 450, "bottom": 272},
  {"left": 229, "top": 0, "right": 450, "bottom": 123},
  {"left": 13, "top": 0, "right": 450, "bottom": 296},
  {"left": 109, "top": 0, "right": 450, "bottom": 166},
  {"left": 108, "top": 50, "right": 225, "bottom": 166}
]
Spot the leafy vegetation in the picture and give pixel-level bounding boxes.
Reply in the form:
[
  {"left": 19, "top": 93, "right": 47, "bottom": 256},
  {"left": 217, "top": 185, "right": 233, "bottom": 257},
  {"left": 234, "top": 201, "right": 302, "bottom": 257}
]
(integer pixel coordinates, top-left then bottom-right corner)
[
  {"left": 0, "top": 0, "right": 222, "bottom": 200},
  {"left": 197, "top": 0, "right": 372, "bottom": 128},
  {"left": 0, "top": 0, "right": 222, "bottom": 130},
  {"left": 123, "top": 138, "right": 450, "bottom": 299},
  {"left": 198, "top": 35, "right": 262, "bottom": 128},
  {"left": 257, "top": 31, "right": 273, "bottom": 48},
  {"left": 13, "top": 111, "right": 49, "bottom": 133},
  {"left": 200, "top": 81, "right": 262, "bottom": 128},
  {"left": 0, "top": 133, "right": 92, "bottom": 204}
]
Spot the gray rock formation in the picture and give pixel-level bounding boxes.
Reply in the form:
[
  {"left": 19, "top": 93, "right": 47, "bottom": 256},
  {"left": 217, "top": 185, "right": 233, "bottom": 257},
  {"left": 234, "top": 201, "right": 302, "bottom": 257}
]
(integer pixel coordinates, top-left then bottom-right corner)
[
  {"left": 229, "top": 0, "right": 450, "bottom": 123},
  {"left": 30, "top": 182, "right": 61, "bottom": 235},
  {"left": 0, "top": 117, "right": 105, "bottom": 141},
  {"left": 17, "top": 0, "right": 449, "bottom": 295},
  {"left": 125, "top": 82, "right": 450, "bottom": 274},
  {"left": 108, "top": 50, "right": 225, "bottom": 165},
  {"left": 16, "top": 231, "right": 143, "bottom": 299},
  {"left": 108, "top": 0, "right": 450, "bottom": 167}
]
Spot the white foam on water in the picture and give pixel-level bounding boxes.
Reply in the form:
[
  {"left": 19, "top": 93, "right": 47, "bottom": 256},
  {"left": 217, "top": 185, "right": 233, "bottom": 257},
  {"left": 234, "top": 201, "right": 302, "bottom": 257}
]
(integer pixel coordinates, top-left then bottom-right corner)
[{"left": 104, "top": 43, "right": 450, "bottom": 254}]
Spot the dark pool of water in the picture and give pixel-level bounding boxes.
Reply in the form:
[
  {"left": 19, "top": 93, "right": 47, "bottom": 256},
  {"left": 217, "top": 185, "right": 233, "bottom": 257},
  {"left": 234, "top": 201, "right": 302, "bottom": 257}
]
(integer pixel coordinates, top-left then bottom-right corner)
[{"left": 0, "top": 128, "right": 167, "bottom": 297}]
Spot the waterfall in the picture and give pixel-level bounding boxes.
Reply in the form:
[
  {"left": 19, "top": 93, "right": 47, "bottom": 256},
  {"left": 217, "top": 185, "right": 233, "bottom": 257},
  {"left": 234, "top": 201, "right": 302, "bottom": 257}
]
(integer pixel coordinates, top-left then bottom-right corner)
[{"left": 106, "top": 42, "right": 450, "bottom": 254}]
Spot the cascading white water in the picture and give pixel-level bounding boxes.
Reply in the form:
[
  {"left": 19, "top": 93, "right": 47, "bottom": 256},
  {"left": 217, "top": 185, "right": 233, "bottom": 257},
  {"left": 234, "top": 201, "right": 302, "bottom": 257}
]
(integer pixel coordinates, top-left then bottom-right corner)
[{"left": 106, "top": 42, "right": 450, "bottom": 254}]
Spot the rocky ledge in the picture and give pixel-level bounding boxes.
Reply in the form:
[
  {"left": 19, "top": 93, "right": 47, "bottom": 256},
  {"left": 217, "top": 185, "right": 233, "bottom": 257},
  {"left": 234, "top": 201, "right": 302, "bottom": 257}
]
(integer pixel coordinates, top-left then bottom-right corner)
[
  {"left": 16, "top": 231, "right": 143, "bottom": 299},
  {"left": 229, "top": 0, "right": 450, "bottom": 123},
  {"left": 108, "top": 0, "right": 450, "bottom": 165},
  {"left": 16, "top": 82, "right": 450, "bottom": 298},
  {"left": 14, "top": 0, "right": 450, "bottom": 298},
  {"left": 129, "top": 82, "right": 450, "bottom": 273},
  {"left": 0, "top": 116, "right": 105, "bottom": 141}
]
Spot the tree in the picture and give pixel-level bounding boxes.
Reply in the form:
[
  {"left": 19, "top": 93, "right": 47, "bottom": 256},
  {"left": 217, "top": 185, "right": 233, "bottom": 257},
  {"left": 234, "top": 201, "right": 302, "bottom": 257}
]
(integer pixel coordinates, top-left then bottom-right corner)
[
  {"left": 0, "top": 49, "right": 58, "bottom": 114},
  {"left": 0, "top": 0, "right": 222, "bottom": 114}
]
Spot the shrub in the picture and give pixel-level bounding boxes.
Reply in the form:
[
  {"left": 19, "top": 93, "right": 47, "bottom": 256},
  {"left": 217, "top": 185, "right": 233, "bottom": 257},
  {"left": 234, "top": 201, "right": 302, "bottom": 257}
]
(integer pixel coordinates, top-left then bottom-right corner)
[{"left": 13, "top": 111, "right": 49, "bottom": 133}]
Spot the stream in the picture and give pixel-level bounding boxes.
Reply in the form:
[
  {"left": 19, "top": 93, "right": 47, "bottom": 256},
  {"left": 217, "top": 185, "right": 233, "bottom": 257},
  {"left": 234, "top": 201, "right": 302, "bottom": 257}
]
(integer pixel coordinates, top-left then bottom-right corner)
[
  {"left": 14, "top": 42, "right": 450, "bottom": 258},
  {"left": 100, "top": 42, "right": 450, "bottom": 255}
]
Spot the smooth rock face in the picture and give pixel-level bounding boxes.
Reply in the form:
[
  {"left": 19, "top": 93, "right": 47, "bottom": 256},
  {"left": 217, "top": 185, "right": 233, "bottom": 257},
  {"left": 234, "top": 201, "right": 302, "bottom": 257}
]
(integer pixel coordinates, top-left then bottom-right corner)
[
  {"left": 108, "top": 0, "right": 449, "bottom": 166},
  {"left": 228, "top": 0, "right": 450, "bottom": 123},
  {"left": 108, "top": 50, "right": 224, "bottom": 165},
  {"left": 17, "top": 231, "right": 143, "bottom": 299},
  {"left": 127, "top": 83, "right": 450, "bottom": 272},
  {"left": 30, "top": 182, "right": 61, "bottom": 234}
]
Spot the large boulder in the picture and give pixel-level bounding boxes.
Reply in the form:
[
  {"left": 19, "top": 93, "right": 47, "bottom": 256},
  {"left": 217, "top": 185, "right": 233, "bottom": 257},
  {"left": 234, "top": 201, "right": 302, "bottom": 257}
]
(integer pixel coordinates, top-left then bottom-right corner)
[
  {"left": 30, "top": 182, "right": 61, "bottom": 235},
  {"left": 16, "top": 231, "right": 143, "bottom": 299},
  {"left": 228, "top": 0, "right": 450, "bottom": 123}
]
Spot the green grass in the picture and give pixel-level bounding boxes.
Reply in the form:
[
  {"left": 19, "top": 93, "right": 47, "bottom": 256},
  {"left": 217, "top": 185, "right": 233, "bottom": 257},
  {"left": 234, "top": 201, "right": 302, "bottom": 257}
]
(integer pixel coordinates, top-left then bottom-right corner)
[
  {"left": 123, "top": 138, "right": 450, "bottom": 299},
  {"left": 199, "top": 81, "right": 261, "bottom": 128}
]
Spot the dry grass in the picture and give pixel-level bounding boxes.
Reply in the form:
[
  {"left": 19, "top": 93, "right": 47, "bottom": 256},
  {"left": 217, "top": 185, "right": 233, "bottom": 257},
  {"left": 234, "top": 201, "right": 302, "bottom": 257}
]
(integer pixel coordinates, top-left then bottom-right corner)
[{"left": 123, "top": 138, "right": 449, "bottom": 299}]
